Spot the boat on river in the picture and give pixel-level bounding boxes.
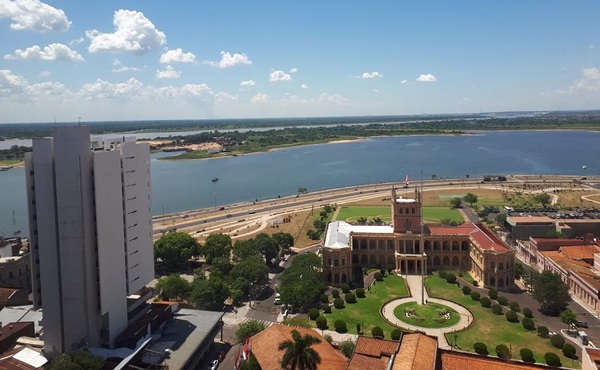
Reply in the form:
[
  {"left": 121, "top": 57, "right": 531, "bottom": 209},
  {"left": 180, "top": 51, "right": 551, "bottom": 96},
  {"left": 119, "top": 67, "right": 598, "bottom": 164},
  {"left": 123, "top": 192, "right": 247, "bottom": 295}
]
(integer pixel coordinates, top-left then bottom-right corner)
[{"left": 212, "top": 177, "right": 219, "bottom": 182}]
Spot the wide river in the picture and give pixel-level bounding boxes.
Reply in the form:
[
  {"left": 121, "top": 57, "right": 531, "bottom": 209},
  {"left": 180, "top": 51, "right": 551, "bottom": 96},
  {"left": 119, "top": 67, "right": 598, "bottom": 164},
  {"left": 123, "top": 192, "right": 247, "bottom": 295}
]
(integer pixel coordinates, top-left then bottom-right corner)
[{"left": 1, "top": 130, "right": 598, "bottom": 237}]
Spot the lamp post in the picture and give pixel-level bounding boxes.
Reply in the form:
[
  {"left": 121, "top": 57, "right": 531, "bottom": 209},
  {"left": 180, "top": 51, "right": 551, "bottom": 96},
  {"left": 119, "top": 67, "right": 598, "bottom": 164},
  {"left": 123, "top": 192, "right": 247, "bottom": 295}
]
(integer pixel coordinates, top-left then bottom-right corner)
[
  {"left": 454, "top": 334, "right": 458, "bottom": 349},
  {"left": 249, "top": 282, "right": 253, "bottom": 309}
]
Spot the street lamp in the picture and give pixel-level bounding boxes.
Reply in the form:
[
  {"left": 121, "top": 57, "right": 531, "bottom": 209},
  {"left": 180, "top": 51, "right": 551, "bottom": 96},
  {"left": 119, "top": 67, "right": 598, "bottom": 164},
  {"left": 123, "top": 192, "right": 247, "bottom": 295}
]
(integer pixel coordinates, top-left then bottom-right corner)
[
  {"left": 454, "top": 334, "right": 458, "bottom": 349},
  {"left": 249, "top": 282, "right": 253, "bottom": 309}
]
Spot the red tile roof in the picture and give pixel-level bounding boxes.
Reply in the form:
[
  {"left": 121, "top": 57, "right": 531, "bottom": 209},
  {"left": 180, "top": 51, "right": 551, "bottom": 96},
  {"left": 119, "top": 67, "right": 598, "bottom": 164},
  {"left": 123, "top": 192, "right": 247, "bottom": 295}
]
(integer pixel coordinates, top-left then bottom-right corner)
[
  {"left": 440, "top": 351, "right": 550, "bottom": 370},
  {"left": 540, "top": 250, "right": 600, "bottom": 291},
  {"left": 559, "top": 245, "right": 600, "bottom": 260},
  {"left": 429, "top": 223, "right": 509, "bottom": 251},
  {"left": 392, "top": 333, "right": 436, "bottom": 370},
  {"left": 348, "top": 336, "right": 399, "bottom": 370}
]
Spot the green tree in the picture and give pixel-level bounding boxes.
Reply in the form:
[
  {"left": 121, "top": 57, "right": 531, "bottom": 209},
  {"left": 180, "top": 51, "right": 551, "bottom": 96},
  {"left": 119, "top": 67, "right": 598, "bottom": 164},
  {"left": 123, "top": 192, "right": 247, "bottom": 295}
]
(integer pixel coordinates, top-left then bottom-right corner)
[
  {"left": 463, "top": 193, "right": 478, "bottom": 206},
  {"left": 211, "top": 256, "right": 233, "bottom": 276},
  {"left": 189, "top": 276, "right": 230, "bottom": 311},
  {"left": 230, "top": 256, "right": 269, "bottom": 286},
  {"left": 278, "top": 329, "right": 322, "bottom": 370},
  {"left": 298, "top": 187, "right": 308, "bottom": 194},
  {"left": 154, "top": 232, "right": 200, "bottom": 272},
  {"left": 272, "top": 232, "right": 295, "bottom": 254},
  {"left": 236, "top": 320, "right": 266, "bottom": 343},
  {"left": 560, "top": 309, "right": 577, "bottom": 328},
  {"left": 450, "top": 197, "right": 463, "bottom": 209},
  {"left": 357, "top": 216, "right": 367, "bottom": 225},
  {"left": 232, "top": 239, "right": 261, "bottom": 262},
  {"left": 47, "top": 351, "right": 104, "bottom": 370},
  {"left": 255, "top": 233, "right": 278, "bottom": 265},
  {"left": 533, "top": 193, "right": 551, "bottom": 207},
  {"left": 279, "top": 254, "right": 323, "bottom": 310},
  {"left": 155, "top": 274, "right": 190, "bottom": 300},
  {"left": 202, "top": 233, "right": 232, "bottom": 264},
  {"left": 532, "top": 270, "right": 571, "bottom": 315}
]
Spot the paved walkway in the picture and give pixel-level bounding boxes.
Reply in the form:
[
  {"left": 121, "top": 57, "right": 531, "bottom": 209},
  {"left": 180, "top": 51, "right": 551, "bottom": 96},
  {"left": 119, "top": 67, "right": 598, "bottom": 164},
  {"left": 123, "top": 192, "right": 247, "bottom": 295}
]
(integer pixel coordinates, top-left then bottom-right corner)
[{"left": 381, "top": 275, "right": 474, "bottom": 349}]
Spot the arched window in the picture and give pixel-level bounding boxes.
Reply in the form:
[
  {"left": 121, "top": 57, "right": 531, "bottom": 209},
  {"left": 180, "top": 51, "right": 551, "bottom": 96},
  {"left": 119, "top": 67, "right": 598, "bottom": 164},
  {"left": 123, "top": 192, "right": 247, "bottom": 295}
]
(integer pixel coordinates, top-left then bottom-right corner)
[
  {"left": 327, "top": 273, "right": 332, "bottom": 282},
  {"left": 399, "top": 208, "right": 403, "bottom": 214},
  {"left": 328, "top": 258, "right": 332, "bottom": 266},
  {"left": 497, "top": 277, "right": 504, "bottom": 288},
  {"left": 442, "top": 256, "right": 450, "bottom": 266},
  {"left": 334, "top": 259, "right": 339, "bottom": 267},
  {"left": 443, "top": 241, "right": 450, "bottom": 250},
  {"left": 411, "top": 208, "right": 415, "bottom": 214},
  {"left": 452, "top": 256, "right": 459, "bottom": 266},
  {"left": 341, "top": 273, "right": 347, "bottom": 283},
  {"left": 433, "top": 256, "right": 441, "bottom": 265},
  {"left": 452, "top": 241, "right": 459, "bottom": 251},
  {"left": 490, "top": 276, "right": 496, "bottom": 286},
  {"left": 334, "top": 274, "right": 340, "bottom": 284},
  {"left": 341, "top": 258, "right": 346, "bottom": 266}
]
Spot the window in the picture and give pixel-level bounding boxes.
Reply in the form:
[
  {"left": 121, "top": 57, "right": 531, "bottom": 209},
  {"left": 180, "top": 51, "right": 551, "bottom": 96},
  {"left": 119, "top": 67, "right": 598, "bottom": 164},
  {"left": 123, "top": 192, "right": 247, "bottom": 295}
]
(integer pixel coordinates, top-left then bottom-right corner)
[
  {"left": 334, "top": 259, "right": 339, "bottom": 267},
  {"left": 342, "top": 258, "right": 346, "bottom": 266}
]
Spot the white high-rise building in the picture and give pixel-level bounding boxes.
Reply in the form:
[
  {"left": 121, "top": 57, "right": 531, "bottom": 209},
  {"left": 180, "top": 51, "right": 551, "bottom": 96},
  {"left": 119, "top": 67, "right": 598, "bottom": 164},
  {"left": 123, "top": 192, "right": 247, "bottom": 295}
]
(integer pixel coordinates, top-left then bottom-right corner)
[{"left": 25, "top": 126, "right": 154, "bottom": 355}]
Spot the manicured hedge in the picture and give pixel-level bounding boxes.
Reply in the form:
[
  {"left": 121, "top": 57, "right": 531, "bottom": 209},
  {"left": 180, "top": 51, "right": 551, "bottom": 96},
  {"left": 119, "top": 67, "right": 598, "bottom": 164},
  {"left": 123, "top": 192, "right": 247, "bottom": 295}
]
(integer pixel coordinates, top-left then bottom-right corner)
[
  {"left": 371, "top": 326, "right": 384, "bottom": 338},
  {"left": 544, "top": 352, "right": 561, "bottom": 367},
  {"left": 492, "top": 304, "right": 503, "bottom": 315},
  {"left": 341, "top": 283, "right": 351, "bottom": 293},
  {"left": 497, "top": 296, "right": 509, "bottom": 306},
  {"left": 374, "top": 272, "right": 383, "bottom": 281},
  {"left": 332, "top": 289, "right": 340, "bottom": 298},
  {"left": 308, "top": 308, "right": 320, "bottom": 320},
  {"left": 316, "top": 316, "right": 327, "bottom": 329},
  {"left": 522, "top": 317, "right": 535, "bottom": 330},
  {"left": 320, "top": 294, "right": 329, "bottom": 304},
  {"left": 356, "top": 288, "right": 365, "bottom": 298},
  {"left": 550, "top": 334, "right": 565, "bottom": 349},
  {"left": 496, "top": 344, "right": 510, "bottom": 360},
  {"left": 445, "top": 273, "right": 457, "bottom": 284},
  {"left": 488, "top": 288, "right": 498, "bottom": 299},
  {"left": 345, "top": 293, "right": 356, "bottom": 304},
  {"left": 462, "top": 286, "right": 471, "bottom": 295},
  {"left": 480, "top": 297, "right": 492, "bottom": 308},
  {"left": 520, "top": 348, "right": 534, "bottom": 363},
  {"left": 323, "top": 305, "right": 332, "bottom": 314},
  {"left": 470, "top": 292, "right": 481, "bottom": 301},
  {"left": 505, "top": 311, "right": 518, "bottom": 322},
  {"left": 438, "top": 270, "right": 448, "bottom": 279},
  {"left": 473, "top": 342, "right": 488, "bottom": 355},
  {"left": 523, "top": 307, "right": 533, "bottom": 318},
  {"left": 391, "top": 329, "right": 402, "bottom": 340},
  {"left": 562, "top": 343, "right": 576, "bottom": 358},
  {"left": 509, "top": 301, "right": 520, "bottom": 312},
  {"left": 537, "top": 326, "right": 549, "bottom": 338},
  {"left": 334, "top": 320, "right": 347, "bottom": 333},
  {"left": 334, "top": 298, "right": 345, "bottom": 309}
]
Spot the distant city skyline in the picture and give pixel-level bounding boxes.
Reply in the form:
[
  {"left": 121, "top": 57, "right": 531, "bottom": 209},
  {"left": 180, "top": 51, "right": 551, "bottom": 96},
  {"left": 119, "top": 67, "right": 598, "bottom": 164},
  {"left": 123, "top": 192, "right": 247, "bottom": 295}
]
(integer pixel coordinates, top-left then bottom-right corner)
[{"left": 1, "top": 0, "right": 599, "bottom": 123}]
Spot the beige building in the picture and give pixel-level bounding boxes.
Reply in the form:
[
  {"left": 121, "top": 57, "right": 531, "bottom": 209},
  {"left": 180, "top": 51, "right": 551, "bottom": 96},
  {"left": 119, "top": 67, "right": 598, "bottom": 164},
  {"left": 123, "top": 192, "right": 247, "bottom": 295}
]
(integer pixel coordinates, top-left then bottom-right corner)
[{"left": 323, "top": 188, "right": 515, "bottom": 289}]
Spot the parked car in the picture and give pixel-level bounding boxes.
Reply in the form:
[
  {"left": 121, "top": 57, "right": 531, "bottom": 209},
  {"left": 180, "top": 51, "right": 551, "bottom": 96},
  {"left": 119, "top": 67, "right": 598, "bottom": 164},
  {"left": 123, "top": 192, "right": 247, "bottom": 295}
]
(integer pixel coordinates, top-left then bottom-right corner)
[
  {"left": 576, "top": 320, "right": 589, "bottom": 328},
  {"left": 274, "top": 297, "right": 282, "bottom": 305},
  {"left": 209, "top": 359, "right": 219, "bottom": 370}
]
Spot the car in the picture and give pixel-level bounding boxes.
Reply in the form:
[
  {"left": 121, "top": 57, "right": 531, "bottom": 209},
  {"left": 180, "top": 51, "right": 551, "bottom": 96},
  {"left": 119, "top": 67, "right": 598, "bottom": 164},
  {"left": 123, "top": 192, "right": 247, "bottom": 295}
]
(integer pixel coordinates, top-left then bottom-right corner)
[
  {"left": 274, "top": 297, "right": 282, "bottom": 305},
  {"left": 226, "top": 214, "right": 232, "bottom": 218},
  {"left": 209, "top": 359, "right": 219, "bottom": 370},
  {"left": 575, "top": 320, "right": 589, "bottom": 328},
  {"left": 275, "top": 292, "right": 281, "bottom": 298}
]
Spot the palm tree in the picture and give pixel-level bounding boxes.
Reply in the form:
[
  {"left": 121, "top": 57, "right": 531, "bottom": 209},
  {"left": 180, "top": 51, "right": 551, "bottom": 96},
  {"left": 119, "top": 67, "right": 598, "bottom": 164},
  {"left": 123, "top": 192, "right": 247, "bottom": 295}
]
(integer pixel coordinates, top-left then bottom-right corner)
[{"left": 278, "top": 329, "right": 322, "bottom": 370}]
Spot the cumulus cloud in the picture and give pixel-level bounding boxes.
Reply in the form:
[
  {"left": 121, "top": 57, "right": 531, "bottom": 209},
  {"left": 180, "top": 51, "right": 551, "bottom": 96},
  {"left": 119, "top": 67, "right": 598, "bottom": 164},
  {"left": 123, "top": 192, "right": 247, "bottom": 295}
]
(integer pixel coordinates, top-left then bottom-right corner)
[
  {"left": 4, "top": 43, "right": 84, "bottom": 62},
  {"left": 0, "top": 0, "right": 71, "bottom": 32},
  {"left": 156, "top": 65, "right": 181, "bottom": 79},
  {"left": 570, "top": 67, "right": 600, "bottom": 91},
  {"left": 39, "top": 70, "right": 51, "bottom": 78},
  {"left": 205, "top": 51, "right": 252, "bottom": 68},
  {"left": 214, "top": 91, "right": 239, "bottom": 103},
  {"left": 317, "top": 93, "right": 348, "bottom": 105},
  {"left": 301, "top": 83, "right": 308, "bottom": 89},
  {"left": 69, "top": 37, "right": 84, "bottom": 46},
  {"left": 160, "top": 48, "right": 196, "bottom": 63},
  {"left": 269, "top": 70, "right": 292, "bottom": 82},
  {"left": 416, "top": 74, "right": 437, "bottom": 82},
  {"left": 251, "top": 92, "right": 270, "bottom": 103},
  {"left": 86, "top": 10, "right": 166, "bottom": 54},
  {"left": 361, "top": 71, "right": 383, "bottom": 79},
  {"left": 240, "top": 80, "right": 256, "bottom": 87},
  {"left": 112, "top": 59, "right": 141, "bottom": 73},
  {"left": 0, "top": 69, "right": 28, "bottom": 94},
  {"left": 25, "top": 81, "right": 69, "bottom": 97},
  {"left": 290, "top": 68, "right": 298, "bottom": 74}
]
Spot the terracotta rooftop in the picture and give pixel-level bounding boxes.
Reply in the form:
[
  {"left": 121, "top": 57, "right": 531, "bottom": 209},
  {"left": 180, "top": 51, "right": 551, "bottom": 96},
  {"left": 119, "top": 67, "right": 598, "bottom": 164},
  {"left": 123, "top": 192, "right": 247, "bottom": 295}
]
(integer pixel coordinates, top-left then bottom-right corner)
[
  {"left": 347, "top": 336, "right": 399, "bottom": 370},
  {"left": 559, "top": 245, "right": 600, "bottom": 260},
  {"left": 585, "top": 347, "right": 600, "bottom": 363},
  {"left": 392, "top": 333, "right": 436, "bottom": 370},
  {"left": 428, "top": 223, "right": 509, "bottom": 252},
  {"left": 440, "top": 351, "right": 551, "bottom": 370},
  {"left": 251, "top": 325, "right": 347, "bottom": 370},
  {"left": 540, "top": 250, "right": 600, "bottom": 291}
]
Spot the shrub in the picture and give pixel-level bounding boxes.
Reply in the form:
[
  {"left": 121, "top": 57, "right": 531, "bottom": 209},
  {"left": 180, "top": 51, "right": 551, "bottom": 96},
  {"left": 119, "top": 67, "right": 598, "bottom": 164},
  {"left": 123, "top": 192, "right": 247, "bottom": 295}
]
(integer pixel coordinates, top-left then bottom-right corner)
[
  {"left": 505, "top": 311, "right": 518, "bottom": 322},
  {"left": 509, "top": 301, "right": 520, "bottom": 312},
  {"left": 320, "top": 294, "right": 329, "bottom": 304},
  {"left": 537, "top": 326, "right": 549, "bottom": 338},
  {"left": 445, "top": 273, "right": 457, "bottom": 284},
  {"left": 324, "top": 334, "right": 333, "bottom": 343},
  {"left": 374, "top": 272, "right": 383, "bottom": 281},
  {"left": 438, "top": 270, "right": 448, "bottom": 279},
  {"left": 345, "top": 293, "right": 356, "bottom": 304},
  {"left": 316, "top": 316, "right": 327, "bottom": 330},
  {"left": 550, "top": 334, "right": 565, "bottom": 349},
  {"left": 492, "top": 304, "right": 503, "bottom": 315},
  {"left": 496, "top": 344, "right": 510, "bottom": 360},
  {"left": 323, "top": 305, "right": 332, "bottom": 314},
  {"left": 308, "top": 308, "right": 320, "bottom": 320},
  {"left": 339, "top": 339, "right": 355, "bottom": 359},
  {"left": 473, "top": 280, "right": 479, "bottom": 286},
  {"left": 562, "top": 343, "right": 576, "bottom": 358},
  {"left": 356, "top": 323, "right": 361, "bottom": 334},
  {"left": 480, "top": 297, "right": 492, "bottom": 308},
  {"left": 520, "top": 348, "right": 535, "bottom": 363},
  {"left": 462, "top": 286, "right": 471, "bottom": 295},
  {"left": 371, "top": 326, "right": 384, "bottom": 338},
  {"left": 544, "top": 352, "right": 561, "bottom": 367},
  {"left": 470, "top": 292, "right": 481, "bottom": 301},
  {"left": 391, "top": 329, "right": 402, "bottom": 340},
  {"left": 473, "top": 342, "right": 488, "bottom": 355},
  {"left": 334, "top": 298, "right": 345, "bottom": 309},
  {"left": 380, "top": 268, "right": 386, "bottom": 276},
  {"left": 356, "top": 288, "right": 365, "bottom": 298},
  {"left": 523, "top": 307, "right": 534, "bottom": 318},
  {"left": 341, "top": 283, "right": 351, "bottom": 293},
  {"left": 497, "top": 296, "right": 509, "bottom": 306},
  {"left": 331, "top": 289, "right": 340, "bottom": 298},
  {"left": 334, "top": 320, "right": 347, "bottom": 333},
  {"left": 488, "top": 288, "right": 498, "bottom": 300},
  {"left": 522, "top": 317, "right": 535, "bottom": 330}
]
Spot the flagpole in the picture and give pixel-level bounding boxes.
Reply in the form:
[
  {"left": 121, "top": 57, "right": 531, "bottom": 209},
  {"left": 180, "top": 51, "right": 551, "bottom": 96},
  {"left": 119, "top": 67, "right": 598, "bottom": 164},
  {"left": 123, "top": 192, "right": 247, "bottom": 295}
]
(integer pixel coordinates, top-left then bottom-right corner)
[{"left": 420, "top": 170, "right": 425, "bottom": 305}]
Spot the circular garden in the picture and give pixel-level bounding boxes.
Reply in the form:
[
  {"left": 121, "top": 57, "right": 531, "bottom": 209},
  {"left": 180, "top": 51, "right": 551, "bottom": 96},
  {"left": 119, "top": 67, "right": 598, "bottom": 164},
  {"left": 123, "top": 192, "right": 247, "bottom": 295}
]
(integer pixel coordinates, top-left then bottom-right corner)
[{"left": 394, "top": 301, "right": 460, "bottom": 328}]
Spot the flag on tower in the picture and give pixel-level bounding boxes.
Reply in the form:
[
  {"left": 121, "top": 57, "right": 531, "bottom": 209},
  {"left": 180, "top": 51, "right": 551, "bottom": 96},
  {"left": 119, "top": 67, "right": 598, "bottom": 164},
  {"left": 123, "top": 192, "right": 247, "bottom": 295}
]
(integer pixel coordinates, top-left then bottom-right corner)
[{"left": 404, "top": 175, "right": 410, "bottom": 188}]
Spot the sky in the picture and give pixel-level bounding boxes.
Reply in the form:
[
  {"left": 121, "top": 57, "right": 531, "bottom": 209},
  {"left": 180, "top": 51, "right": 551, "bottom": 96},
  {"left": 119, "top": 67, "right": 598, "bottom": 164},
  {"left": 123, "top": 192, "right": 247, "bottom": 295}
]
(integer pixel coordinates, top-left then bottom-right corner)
[{"left": 0, "top": 0, "right": 599, "bottom": 124}]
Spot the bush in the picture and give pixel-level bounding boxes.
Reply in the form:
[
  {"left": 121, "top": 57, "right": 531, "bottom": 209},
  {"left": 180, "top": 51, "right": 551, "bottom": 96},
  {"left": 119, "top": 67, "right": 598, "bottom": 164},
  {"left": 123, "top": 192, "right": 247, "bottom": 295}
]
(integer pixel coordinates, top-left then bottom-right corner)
[
  {"left": 470, "top": 292, "right": 481, "bottom": 301},
  {"left": 509, "top": 301, "right": 520, "bottom": 312},
  {"left": 480, "top": 297, "right": 492, "bottom": 308},
  {"left": 341, "top": 283, "right": 351, "bottom": 293},
  {"left": 537, "top": 326, "right": 549, "bottom": 338},
  {"left": 331, "top": 289, "right": 340, "bottom": 298},
  {"left": 371, "top": 326, "right": 384, "bottom": 338},
  {"left": 345, "top": 293, "right": 356, "bottom": 304},
  {"left": 496, "top": 344, "right": 510, "bottom": 360},
  {"left": 544, "top": 352, "right": 561, "bottom": 367},
  {"left": 339, "top": 339, "right": 355, "bottom": 359},
  {"left": 523, "top": 307, "right": 534, "bottom": 318},
  {"left": 380, "top": 268, "right": 386, "bottom": 276},
  {"left": 391, "top": 329, "right": 402, "bottom": 340},
  {"left": 562, "top": 343, "right": 576, "bottom": 358},
  {"left": 316, "top": 316, "right": 327, "bottom": 330},
  {"left": 445, "top": 273, "right": 457, "bottom": 284},
  {"left": 505, "top": 311, "right": 518, "bottom": 322},
  {"left": 472, "top": 280, "right": 478, "bottom": 287},
  {"left": 374, "top": 272, "right": 383, "bottom": 281},
  {"left": 522, "top": 317, "right": 535, "bottom": 330},
  {"left": 520, "top": 348, "right": 535, "bottom": 363},
  {"left": 356, "top": 288, "right": 365, "bottom": 298},
  {"left": 323, "top": 305, "right": 332, "bottom": 314},
  {"left": 320, "top": 294, "right": 329, "bottom": 304},
  {"left": 334, "top": 298, "right": 345, "bottom": 309},
  {"left": 438, "top": 270, "right": 448, "bottom": 279},
  {"left": 324, "top": 334, "right": 333, "bottom": 343},
  {"left": 473, "top": 342, "right": 488, "bottom": 355},
  {"left": 550, "top": 334, "right": 565, "bottom": 349},
  {"left": 497, "top": 296, "right": 509, "bottom": 306},
  {"left": 308, "top": 308, "right": 320, "bottom": 320},
  {"left": 462, "top": 286, "right": 471, "bottom": 295},
  {"left": 488, "top": 288, "right": 498, "bottom": 300},
  {"left": 334, "top": 320, "right": 347, "bottom": 333},
  {"left": 492, "top": 304, "right": 503, "bottom": 315}
]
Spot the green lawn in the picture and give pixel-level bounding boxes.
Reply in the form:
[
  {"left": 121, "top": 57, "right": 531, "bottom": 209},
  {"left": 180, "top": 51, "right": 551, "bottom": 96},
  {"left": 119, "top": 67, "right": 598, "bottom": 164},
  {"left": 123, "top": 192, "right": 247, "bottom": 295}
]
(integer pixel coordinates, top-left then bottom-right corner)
[
  {"left": 318, "top": 274, "right": 409, "bottom": 338},
  {"left": 334, "top": 206, "right": 463, "bottom": 224},
  {"left": 423, "top": 207, "right": 464, "bottom": 224},
  {"left": 426, "top": 273, "right": 578, "bottom": 368},
  {"left": 394, "top": 301, "right": 460, "bottom": 328}
]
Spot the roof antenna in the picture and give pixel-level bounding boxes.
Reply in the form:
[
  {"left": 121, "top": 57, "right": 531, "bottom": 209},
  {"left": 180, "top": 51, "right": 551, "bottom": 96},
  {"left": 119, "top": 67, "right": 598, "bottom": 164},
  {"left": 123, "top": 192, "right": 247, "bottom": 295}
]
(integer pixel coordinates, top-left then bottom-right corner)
[{"left": 78, "top": 117, "right": 83, "bottom": 126}]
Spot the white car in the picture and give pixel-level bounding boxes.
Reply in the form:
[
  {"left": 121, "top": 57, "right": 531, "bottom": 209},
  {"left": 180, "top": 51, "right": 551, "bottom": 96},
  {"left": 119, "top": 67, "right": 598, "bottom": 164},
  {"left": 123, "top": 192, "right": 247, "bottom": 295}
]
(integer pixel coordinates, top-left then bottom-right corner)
[
  {"left": 275, "top": 292, "right": 281, "bottom": 298},
  {"left": 274, "top": 297, "right": 282, "bottom": 305},
  {"left": 209, "top": 359, "right": 219, "bottom": 370}
]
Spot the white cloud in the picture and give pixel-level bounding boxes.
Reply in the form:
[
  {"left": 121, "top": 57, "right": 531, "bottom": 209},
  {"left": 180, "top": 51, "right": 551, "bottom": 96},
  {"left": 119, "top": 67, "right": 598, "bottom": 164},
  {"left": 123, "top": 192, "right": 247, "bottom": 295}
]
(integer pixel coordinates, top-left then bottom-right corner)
[
  {"left": 205, "top": 51, "right": 252, "bottom": 68},
  {"left": 111, "top": 59, "right": 141, "bottom": 73},
  {"left": 240, "top": 80, "right": 256, "bottom": 87},
  {"left": 156, "top": 65, "right": 181, "bottom": 79},
  {"left": 269, "top": 70, "right": 292, "bottom": 82},
  {"left": 86, "top": 10, "right": 166, "bottom": 54},
  {"left": 401, "top": 79, "right": 408, "bottom": 84},
  {"left": 0, "top": 69, "right": 27, "bottom": 94},
  {"left": 214, "top": 91, "right": 239, "bottom": 103},
  {"left": 160, "top": 48, "right": 196, "bottom": 63},
  {"left": 24, "top": 81, "right": 69, "bottom": 97},
  {"left": 416, "top": 74, "right": 437, "bottom": 82},
  {"left": 251, "top": 93, "right": 270, "bottom": 103},
  {"left": 301, "top": 83, "right": 308, "bottom": 89},
  {"left": 80, "top": 78, "right": 145, "bottom": 99},
  {"left": 317, "top": 93, "right": 348, "bottom": 105},
  {"left": 39, "top": 70, "right": 51, "bottom": 78},
  {"left": 0, "top": 0, "right": 71, "bottom": 32},
  {"left": 361, "top": 71, "right": 383, "bottom": 79},
  {"left": 69, "top": 37, "right": 84, "bottom": 46},
  {"left": 4, "top": 43, "right": 84, "bottom": 62},
  {"left": 570, "top": 67, "right": 600, "bottom": 91},
  {"left": 372, "top": 88, "right": 380, "bottom": 94},
  {"left": 290, "top": 68, "right": 298, "bottom": 74}
]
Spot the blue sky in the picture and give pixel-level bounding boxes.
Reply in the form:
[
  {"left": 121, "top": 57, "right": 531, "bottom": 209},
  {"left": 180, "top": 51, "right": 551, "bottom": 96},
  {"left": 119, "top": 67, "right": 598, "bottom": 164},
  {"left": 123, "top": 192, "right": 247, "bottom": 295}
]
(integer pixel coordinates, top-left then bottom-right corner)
[{"left": 0, "top": 0, "right": 599, "bottom": 123}]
